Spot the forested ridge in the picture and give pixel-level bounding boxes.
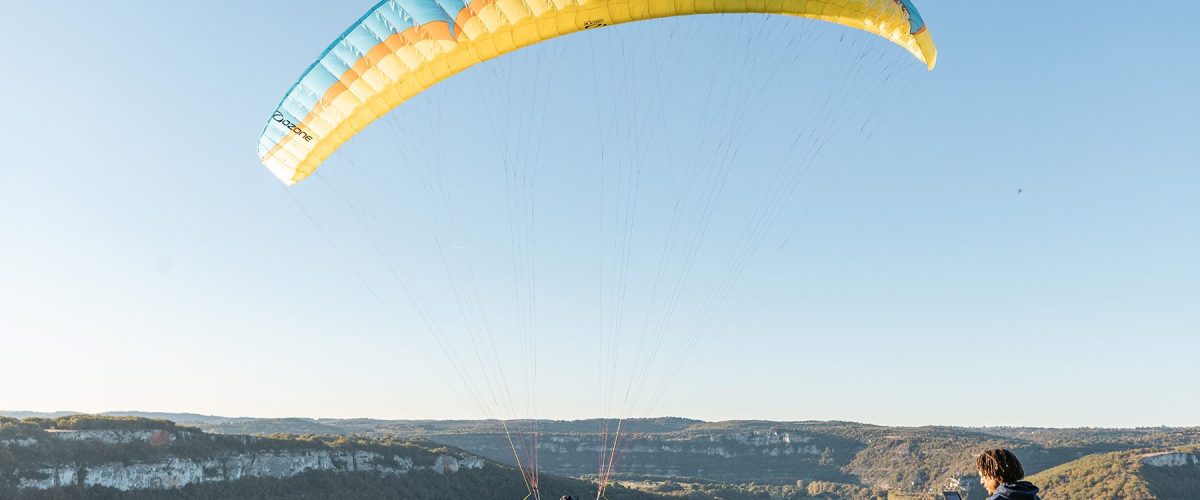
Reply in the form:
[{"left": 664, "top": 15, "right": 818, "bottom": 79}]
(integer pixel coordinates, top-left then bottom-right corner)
[{"left": 4, "top": 415, "right": 1199, "bottom": 499}]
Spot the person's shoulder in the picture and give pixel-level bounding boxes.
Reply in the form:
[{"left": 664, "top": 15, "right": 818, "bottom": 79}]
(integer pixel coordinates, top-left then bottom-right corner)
[{"left": 989, "top": 481, "right": 1042, "bottom": 500}]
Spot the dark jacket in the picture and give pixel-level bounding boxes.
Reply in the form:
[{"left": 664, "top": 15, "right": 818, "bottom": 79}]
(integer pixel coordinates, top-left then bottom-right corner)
[{"left": 987, "top": 481, "right": 1041, "bottom": 500}]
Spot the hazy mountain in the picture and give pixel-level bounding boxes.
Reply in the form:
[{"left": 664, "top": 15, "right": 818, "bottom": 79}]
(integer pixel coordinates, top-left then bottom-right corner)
[{"left": 0, "top": 412, "right": 82, "bottom": 420}]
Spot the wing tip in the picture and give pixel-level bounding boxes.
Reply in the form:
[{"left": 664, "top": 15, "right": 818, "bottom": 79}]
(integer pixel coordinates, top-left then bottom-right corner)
[{"left": 915, "top": 28, "right": 937, "bottom": 71}]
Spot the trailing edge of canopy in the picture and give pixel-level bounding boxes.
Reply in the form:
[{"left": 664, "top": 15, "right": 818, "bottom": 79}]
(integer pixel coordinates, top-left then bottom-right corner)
[{"left": 257, "top": 0, "right": 937, "bottom": 185}]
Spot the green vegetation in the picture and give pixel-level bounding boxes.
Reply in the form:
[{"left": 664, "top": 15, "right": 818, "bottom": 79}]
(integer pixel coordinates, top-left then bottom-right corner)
[
  {"left": 628, "top": 479, "right": 890, "bottom": 499},
  {"left": 1028, "top": 449, "right": 1152, "bottom": 499},
  {"left": 1028, "top": 447, "right": 1200, "bottom": 500},
  {"left": 0, "top": 417, "right": 44, "bottom": 440},
  {"left": 1, "top": 415, "right": 192, "bottom": 442}
]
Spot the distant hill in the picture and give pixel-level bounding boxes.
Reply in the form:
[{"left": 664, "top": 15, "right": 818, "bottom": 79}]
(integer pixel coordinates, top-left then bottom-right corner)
[
  {"left": 95, "top": 411, "right": 236, "bottom": 425},
  {"left": 0, "top": 411, "right": 235, "bottom": 426},
  {"left": 6, "top": 412, "right": 1199, "bottom": 499},
  {"left": 183, "top": 417, "right": 1199, "bottom": 497},
  {"left": 0, "top": 411, "right": 82, "bottom": 420},
  {"left": 1028, "top": 447, "right": 1200, "bottom": 500},
  {"left": 0, "top": 415, "right": 659, "bottom": 500}
]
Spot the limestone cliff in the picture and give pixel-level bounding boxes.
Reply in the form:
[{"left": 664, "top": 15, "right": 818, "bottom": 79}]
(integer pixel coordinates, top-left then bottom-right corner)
[{"left": 1, "top": 423, "right": 482, "bottom": 494}]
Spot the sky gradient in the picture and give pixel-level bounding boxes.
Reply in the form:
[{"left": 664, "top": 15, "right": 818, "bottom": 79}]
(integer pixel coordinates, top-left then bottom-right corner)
[{"left": 1, "top": 1, "right": 1197, "bottom": 427}]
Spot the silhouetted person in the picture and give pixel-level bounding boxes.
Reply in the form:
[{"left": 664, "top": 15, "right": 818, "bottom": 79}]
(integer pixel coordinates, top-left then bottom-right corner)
[{"left": 976, "top": 449, "right": 1041, "bottom": 500}]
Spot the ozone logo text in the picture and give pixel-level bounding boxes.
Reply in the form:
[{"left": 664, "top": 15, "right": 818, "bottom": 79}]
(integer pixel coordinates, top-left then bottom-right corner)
[{"left": 272, "top": 111, "right": 315, "bottom": 142}]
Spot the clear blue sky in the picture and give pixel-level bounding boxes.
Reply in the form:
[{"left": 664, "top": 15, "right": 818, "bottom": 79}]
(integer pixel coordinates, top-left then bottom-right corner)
[{"left": 1, "top": 1, "right": 1197, "bottom": 427}]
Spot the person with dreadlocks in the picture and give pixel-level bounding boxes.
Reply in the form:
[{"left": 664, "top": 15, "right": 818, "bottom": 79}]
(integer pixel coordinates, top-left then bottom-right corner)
[{"left": 975, "top": 449, "right": 1041, "bottom": 500}]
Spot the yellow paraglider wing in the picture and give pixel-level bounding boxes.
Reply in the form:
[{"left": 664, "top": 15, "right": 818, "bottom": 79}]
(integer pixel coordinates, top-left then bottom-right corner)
[{"left": 257, "top": 0, "right": 937, "bottom": 185}]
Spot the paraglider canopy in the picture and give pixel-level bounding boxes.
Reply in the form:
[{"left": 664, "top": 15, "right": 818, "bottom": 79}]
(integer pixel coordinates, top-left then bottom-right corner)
[{"left": 257, "top": 0, "right": 936, "bottom": 185}]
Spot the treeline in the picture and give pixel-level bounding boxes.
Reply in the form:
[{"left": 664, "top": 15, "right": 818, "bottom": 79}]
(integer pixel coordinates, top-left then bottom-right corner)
[
  {"left": 2, "top": 415, "right": 462, "bottom": 465},
  {"left": 631, "top": 479, "right": 890, "bottom": 500},
  {"left": 1, "top": 415, "right": 189, "bottom": 437}
]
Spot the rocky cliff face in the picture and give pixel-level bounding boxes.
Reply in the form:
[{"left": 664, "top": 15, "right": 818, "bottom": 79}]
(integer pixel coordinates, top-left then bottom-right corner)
[
  {"left": 1141, "top": 451, "right": 1200, "bottom": 467},
  {"left": 5, "top": 430, "right": 483, "bottom": 493},
  {"left": 434, "top": 427, "right": 856, "bottom": 484},
  {"left": 45, "top": 429, "right": 175, "bottom": 445}
]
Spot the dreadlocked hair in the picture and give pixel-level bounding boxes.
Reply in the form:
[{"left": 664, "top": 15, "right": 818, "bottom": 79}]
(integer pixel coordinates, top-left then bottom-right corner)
[{"left": 976, "top": 449, "right": 1025, "bottom": 483}]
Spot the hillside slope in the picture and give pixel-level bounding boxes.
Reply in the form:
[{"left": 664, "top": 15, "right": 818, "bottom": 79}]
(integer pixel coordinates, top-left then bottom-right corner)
[{"left": 1028, "top": 447, "right": 1200, "bottom": 499}]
